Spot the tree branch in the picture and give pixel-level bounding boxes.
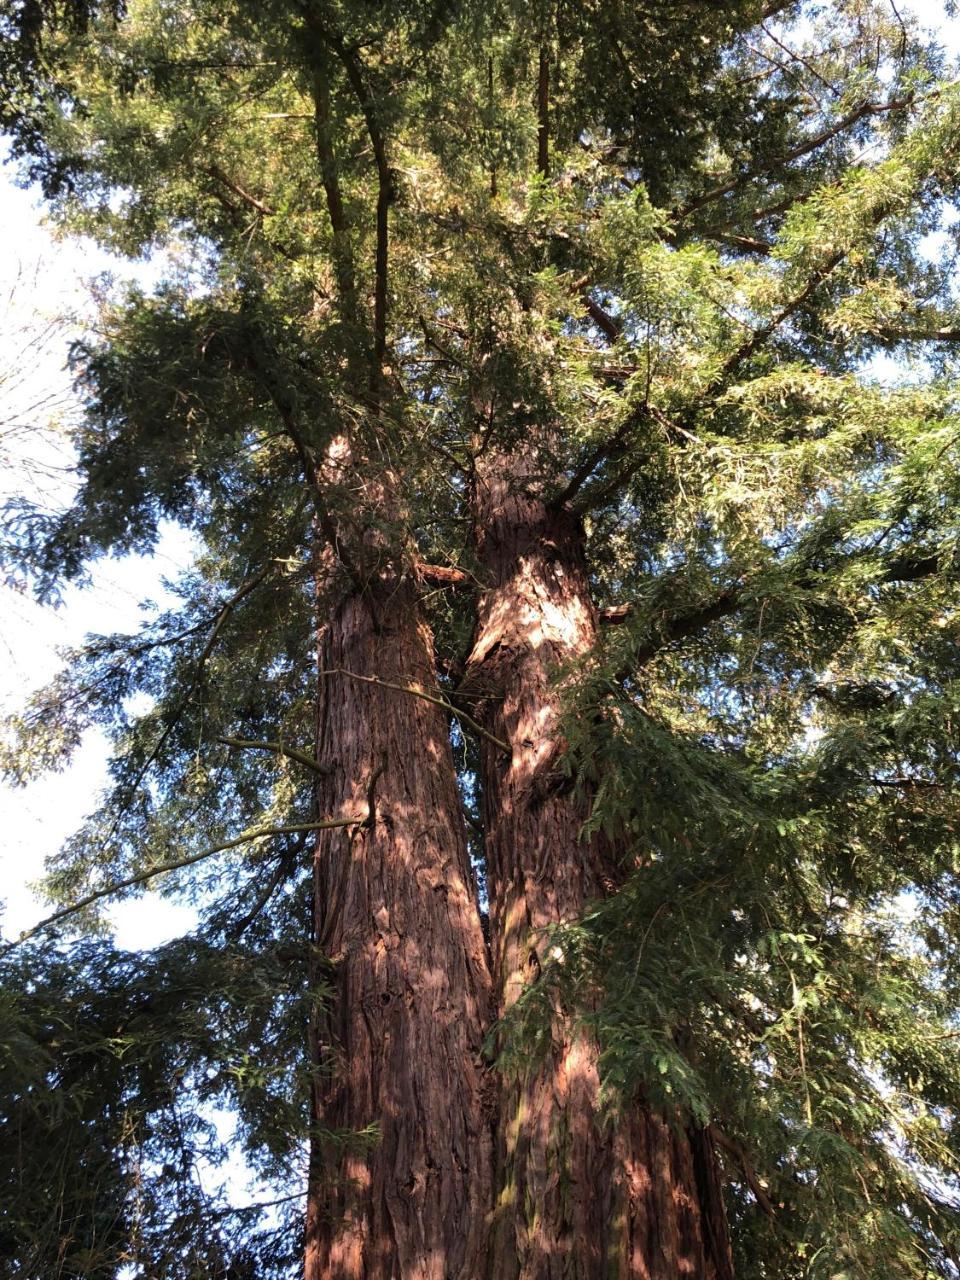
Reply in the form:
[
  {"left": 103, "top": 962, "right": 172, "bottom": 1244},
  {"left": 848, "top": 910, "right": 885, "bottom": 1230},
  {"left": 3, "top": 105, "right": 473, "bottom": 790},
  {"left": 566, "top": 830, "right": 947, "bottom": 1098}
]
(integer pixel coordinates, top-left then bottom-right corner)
[
  {"left": 3, "top": 817, "right": 363, "bottom": 953},
  {"left": 103, "top": 565, "right": 275, "bottom": 848},
  {"left": 537, "top": 46, "right": 550, "bottom": 178},
  {"left": 623, "top": 549, "right": 944, "bottom": 671},
  {"left": 673, "top": 94, "right": 916, "bottom": 222},
  {"left": 217, "top": 736, "right": 332, "bottom": 776},
  {"left": 709, "top": 1125, "right": 776, "bottom": 1218},
  {"left": 309, "top": 59, "right": 358, "bottom": 321},
  {"left": 331, "top": 37, "right": 392, "bottom": 383},
  {"left": 875, "top": 324, "right": 960, "bottom": 343},
  {"left": 710, "top": 249, "right": 844, "bottom": 391},
  {"left": 228, "top": 845, "right": 301, "bottom": 941},
  {"left": 581, "top": 293, "right": 622, "bottom": 341},
  {"left": 598, "top": 603, "right": 634, "bottom": 624},
  {"left": 417, "top": 563, "right": 474, "bottom": 589},
  {"left": 201, "top": 165, "right": 276, "bottom": 217},
  {"left": 317, "top": 666, "right": 509, "bottom": 752}
]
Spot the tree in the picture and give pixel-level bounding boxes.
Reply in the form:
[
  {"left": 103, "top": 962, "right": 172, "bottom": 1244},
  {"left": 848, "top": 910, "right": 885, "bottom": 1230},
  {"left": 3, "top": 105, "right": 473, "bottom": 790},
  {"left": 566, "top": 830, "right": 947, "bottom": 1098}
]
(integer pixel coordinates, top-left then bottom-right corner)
[{"left": 2, "top": 0, "right": 960, "bottom": 1276}]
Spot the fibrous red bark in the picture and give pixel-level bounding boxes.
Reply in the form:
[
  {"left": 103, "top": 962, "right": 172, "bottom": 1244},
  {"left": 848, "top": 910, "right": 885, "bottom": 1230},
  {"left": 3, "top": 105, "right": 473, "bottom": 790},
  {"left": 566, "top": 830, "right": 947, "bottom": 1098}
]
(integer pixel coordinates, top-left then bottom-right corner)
[
  {"left": 465, "top": 454, "right": 734, "bottom": 1280},
  {"left": 304, "top": 570, "right": 492, "bottom": 1274}
]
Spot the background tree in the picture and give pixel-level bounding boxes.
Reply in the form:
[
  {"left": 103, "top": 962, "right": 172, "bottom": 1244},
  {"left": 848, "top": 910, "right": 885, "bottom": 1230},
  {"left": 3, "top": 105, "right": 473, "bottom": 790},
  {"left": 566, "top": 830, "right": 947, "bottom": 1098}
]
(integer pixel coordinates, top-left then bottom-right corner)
[{"left": 2, "top": 1, "right": 960, "bottom": 1277}]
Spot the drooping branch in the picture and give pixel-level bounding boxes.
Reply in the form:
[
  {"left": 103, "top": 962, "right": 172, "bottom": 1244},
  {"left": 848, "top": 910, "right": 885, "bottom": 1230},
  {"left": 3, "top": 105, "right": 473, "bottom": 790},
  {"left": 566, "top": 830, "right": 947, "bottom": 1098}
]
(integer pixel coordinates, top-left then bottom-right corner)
[
  {"left": 3, "top": 816, "right": 364, "bottom": 953},
  {"left": 102, "top": 564, "right": 276, "bottom": 847},
  {"left": 709, "top": 1125, "right": 776, "bottom": 1219},
  {"left": 242, "top": 325, "right": 363, "bottom": 585},
  {"left": 228, "top": 842, "right": 303, "bottom": 941}
]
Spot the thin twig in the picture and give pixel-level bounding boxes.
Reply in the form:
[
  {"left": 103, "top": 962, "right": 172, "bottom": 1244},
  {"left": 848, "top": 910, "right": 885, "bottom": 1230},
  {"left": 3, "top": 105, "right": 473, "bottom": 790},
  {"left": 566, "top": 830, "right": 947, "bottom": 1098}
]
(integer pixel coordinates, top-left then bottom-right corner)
[{"left": 317, "top": 666, "right": 509, "bottom": 752}]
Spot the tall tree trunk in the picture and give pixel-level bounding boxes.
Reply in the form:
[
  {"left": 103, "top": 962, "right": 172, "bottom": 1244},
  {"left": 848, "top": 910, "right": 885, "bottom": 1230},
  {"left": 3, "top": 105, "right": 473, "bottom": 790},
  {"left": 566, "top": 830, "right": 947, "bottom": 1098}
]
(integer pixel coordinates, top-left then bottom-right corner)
[
  {"left": 465, "top": 454, "right": 734, "bottom": 1280},
  {"left": 304, "top": 568, "right": 493, "bottom": 1278}
]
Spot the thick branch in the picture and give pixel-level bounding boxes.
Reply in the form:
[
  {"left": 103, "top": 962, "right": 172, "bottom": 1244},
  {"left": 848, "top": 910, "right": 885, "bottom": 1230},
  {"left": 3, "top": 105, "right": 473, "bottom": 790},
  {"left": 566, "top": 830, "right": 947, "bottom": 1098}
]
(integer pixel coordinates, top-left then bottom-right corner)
[
  {"left": 334, "top": 39, "right": 391, "bottom": 380},
  {"left": 582, "top": 293, "right": 622, "bottom": 341},
  {"left": 709, "top": 1125, "right": 776, "bottom": 1218},
  {"left": 629, "top": 587, "right": 742, "bottom": 666},
  {"left": 537, "top": 47, "right": 550, "bottom": 178},
  {"left": 598, "top": 603, "right": 634, "bottom": 624},
  {"left": 706, "top": 231, "right": 773, "bottom": 256},
  {"left": 551, "top": 405, "right": 645, "bottom": 509},
  {"left": 875, "top": 324, "right": 960, "bottom": 343},
  {"left": 417, "top": 563, "right": 473, "bottom": 589},
  {"left": 308, "top": 56, "right": 358, "bottom": 320},
  {"left": 3, "top": 817, "right": 363, "bottom": 953}
]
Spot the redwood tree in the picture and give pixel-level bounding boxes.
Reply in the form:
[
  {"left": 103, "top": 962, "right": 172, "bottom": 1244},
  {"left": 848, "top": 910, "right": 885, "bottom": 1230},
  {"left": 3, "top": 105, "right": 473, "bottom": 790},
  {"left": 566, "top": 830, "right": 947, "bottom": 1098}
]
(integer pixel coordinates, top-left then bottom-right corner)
[{"left": 3, "top": 2, "right": 960, "bottom": 1278}]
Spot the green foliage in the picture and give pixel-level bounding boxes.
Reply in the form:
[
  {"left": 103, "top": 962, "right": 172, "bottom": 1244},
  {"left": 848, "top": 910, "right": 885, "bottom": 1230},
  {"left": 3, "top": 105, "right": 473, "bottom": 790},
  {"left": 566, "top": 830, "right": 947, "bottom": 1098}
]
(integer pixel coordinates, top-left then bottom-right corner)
[
  {"left": 0, "top": 936, "right": 320, "bottom": 1279},
  {"left": 2, "top": 0, "right": 960, "bottom": 1275}
]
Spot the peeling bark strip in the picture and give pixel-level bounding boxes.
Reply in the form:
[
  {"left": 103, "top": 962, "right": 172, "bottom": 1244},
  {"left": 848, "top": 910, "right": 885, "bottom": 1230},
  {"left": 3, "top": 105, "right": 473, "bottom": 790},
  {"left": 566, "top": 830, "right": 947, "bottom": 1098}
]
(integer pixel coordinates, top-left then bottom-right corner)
[
  {"left": 305, "top": 588, "right": 492, "bottom": 1275},
  {"left": 466, "top": 453, "right": 734, "bottom": 1280}
]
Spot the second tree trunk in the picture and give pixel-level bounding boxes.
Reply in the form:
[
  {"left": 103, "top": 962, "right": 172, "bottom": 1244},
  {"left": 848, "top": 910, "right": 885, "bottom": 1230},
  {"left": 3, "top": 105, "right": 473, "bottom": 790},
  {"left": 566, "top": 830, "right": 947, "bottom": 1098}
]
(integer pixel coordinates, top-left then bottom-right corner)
[{"left": 466, "top": 456, "right": 734, "bottom": 1280}]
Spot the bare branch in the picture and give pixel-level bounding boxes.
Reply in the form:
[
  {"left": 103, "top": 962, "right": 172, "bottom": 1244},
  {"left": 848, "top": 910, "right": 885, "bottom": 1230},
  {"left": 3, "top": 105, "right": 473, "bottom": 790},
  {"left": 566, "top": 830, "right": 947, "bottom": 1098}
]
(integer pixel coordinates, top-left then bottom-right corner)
[
  {"left": 318, "top": 666, "right": 509, "bottom": 752},
  {"left": 217, "top": 736, "right": 332, "bottom": 776},
  {"left": 201, "top": 165, "right": 276, "bottom": 217},
  {"left": 598, "top": 603, "right": 634, "bottom": 624},
  {"left": 417, "top": 563, "right": 474, "bottom": 589}
]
